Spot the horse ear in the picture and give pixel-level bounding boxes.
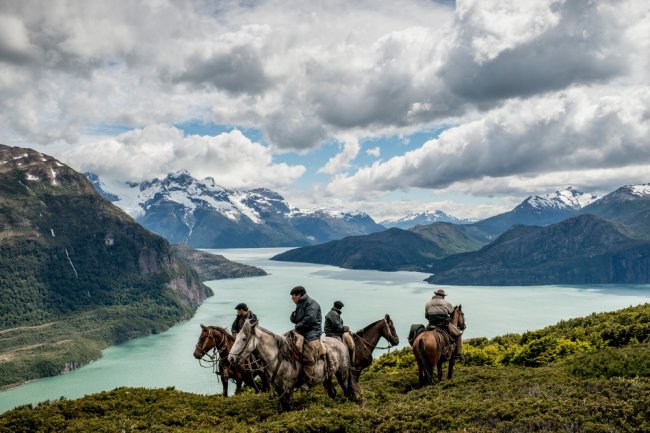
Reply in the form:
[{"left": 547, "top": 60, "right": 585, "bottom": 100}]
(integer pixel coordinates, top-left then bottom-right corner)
[
  {"left": 249, "top": 318, "right": 258, "bottom": 327},
  {"left": 200, "top": 323, "right": 206, "bottom": 329},
  {"left": 385, "top": 313, "right": 390, "bottom": 321}
]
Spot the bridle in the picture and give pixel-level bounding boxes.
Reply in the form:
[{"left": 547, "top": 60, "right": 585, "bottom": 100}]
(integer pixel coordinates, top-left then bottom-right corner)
[
  {"left": 196, "top": 327, "right": 229, "bottom": 361},
  {"left": 355, "top": 318, "right": 397, "bottom": 352}
]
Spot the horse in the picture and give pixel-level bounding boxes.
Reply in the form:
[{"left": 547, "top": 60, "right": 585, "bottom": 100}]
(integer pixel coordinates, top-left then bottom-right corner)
[
  {"left": 193, "top": 324, "right": 269, "bottom": 396},
  {"left": 227, "top": 319, "right": 361, "bottom": 411},
  {"left": 349, "top": 314, "right": 400, "bottom": 380},
  {"left": 412, "top": 305, "right": 466, "bottom": 386}
]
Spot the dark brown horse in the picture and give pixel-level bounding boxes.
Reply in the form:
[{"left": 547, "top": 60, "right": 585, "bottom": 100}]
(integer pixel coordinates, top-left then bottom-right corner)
[
  {"left": 350, "top": 314, "right": 400, "bottom": 380},
  {"left": 412, "top": 305, "right": 466, "bottom": 385},
  {"left": 193, "top": 324, "right": 269, "bottom": 396}
]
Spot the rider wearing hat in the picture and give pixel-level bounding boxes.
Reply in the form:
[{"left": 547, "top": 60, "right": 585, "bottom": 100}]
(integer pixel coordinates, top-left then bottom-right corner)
[
  {"left": 231, "top": 303, "right": 258, "bottom": 336},
  {"left": 425, "top": 288, "right": 463, "bottom": 359}
]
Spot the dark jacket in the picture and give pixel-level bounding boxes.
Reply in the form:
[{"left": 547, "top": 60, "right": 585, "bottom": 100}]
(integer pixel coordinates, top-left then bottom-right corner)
[
  {"left": 231, "top": 311, "right": 258, "bottom": 335},
  {"left": 290, "top": 294, "right": 322, "bottom": 341},
  {"left": 324, "top": 307, "right": 344, "bottom": 337}
]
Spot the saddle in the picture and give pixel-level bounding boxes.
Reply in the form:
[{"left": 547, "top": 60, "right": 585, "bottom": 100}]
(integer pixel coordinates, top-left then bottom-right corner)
[{"left": 409, "top": 323, "right": 455, "bottom": 360}]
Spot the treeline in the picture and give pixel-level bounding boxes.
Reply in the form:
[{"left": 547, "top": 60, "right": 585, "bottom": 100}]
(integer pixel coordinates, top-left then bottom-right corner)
[{"left": 1, "top": 304, "right": 648, "bottom": 432}]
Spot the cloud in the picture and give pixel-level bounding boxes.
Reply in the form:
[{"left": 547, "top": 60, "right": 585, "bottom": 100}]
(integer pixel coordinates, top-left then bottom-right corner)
[
  {"left": 440, "top": 0, "right": 628, "bottom": 103},
  {"left": 62, "top": 125, "right": 306, "bottom": 188},
  {"left": 326, "top": 85, "right": 650, "bottom": 197},
  {"left": 366, "top": 146, "right": 381, "bottom": 158},
  {"left": 0, "top": 0, "right": 648, "bottom": 206},
  {"left": 317, "top": 136, "right": 360, "bottom": 174}
]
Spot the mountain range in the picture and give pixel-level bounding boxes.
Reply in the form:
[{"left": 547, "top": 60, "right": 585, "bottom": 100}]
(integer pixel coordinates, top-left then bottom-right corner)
[
  {"left": 88, "top": 170, "right": 385, "bottom": 248},
  {"left": 272, "top": 185, "right": 650, "bottom": 285}
]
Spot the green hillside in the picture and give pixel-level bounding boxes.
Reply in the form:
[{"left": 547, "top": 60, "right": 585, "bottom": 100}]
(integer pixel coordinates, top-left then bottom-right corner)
[
  {"left": 0, "top": 145, "right": 212, "bottom": 387},
  {"left": 2, "top": 304, "right": 648, "bottom": 432}
]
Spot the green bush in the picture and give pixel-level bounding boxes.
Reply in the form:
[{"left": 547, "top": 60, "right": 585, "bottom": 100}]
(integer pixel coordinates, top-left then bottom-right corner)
[{"left": 566, "top": 342, "right": 650, "bottom": 378}]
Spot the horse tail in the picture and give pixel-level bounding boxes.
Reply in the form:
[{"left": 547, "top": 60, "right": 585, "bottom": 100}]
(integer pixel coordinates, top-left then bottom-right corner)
[{"left": 418, "top": 337, "right": 433, "bottom": 384}]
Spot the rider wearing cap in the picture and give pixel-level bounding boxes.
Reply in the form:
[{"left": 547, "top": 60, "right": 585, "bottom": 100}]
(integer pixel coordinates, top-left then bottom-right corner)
[
  {"left": 231, "top": 303, "right": 258, "bottom": 336},
  {"left": 425, "top": 288, "right": 463, "bottom": 359},
  {"left": 289, "top": 285, "right": 324, "bottom": 385},
  {"left": 324, "top": 300, "right": 356, "bottom": 363}
]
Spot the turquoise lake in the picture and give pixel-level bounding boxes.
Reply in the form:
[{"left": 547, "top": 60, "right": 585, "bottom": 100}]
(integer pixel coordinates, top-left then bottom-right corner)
[{"left": 1, "top": 247, "right": 649, "bottom": 413}]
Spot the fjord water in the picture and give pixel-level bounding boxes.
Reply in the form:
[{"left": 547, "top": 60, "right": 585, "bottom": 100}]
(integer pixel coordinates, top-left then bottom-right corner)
[{"left": 1, "top": 248, "right": 649, "bottom": 413}]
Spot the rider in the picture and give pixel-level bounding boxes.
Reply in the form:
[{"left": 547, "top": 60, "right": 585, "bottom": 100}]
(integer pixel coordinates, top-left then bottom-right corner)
[
  {"left": 231, "top": 303, "right": 257, "bottom": 336},
  {"left": 289, "top": 285, "right": 323, "bottom": 385},
  {"left": 425, "top": 288, "right": 463, "bottom": 359},
  {"left": 324, "top": 301, "right": 356, "bottom": 363}
]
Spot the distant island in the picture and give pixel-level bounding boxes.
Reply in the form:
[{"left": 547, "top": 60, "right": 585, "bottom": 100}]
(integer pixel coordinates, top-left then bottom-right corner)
[{"left": 171, "top": 243, "right": 267, "bottom": 280}]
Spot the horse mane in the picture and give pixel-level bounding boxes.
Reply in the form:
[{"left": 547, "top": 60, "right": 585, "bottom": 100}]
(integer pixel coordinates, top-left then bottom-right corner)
[
  {"left": 207, "top": 325, "right": 234, "bottom": 341},
  {"left": 255, "top": 326, "right": 294, "bottom": 363},
  {"left": 356, "top": 319, "right": 383, "bottom": 336}
]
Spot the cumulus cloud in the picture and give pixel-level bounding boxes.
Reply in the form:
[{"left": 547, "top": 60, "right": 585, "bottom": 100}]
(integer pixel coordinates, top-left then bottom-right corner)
[
  {"left": 318, "top": 136, "right": 360, "bottom": 174},
  {"left": 327, "top": 85, "right": 650, "bottom": 196},
  {"left": 62, "top": 125, "right": 306, "bottom": 188},
  {"left": 0, "top": 0, "right": 648, "bottom": 206}
]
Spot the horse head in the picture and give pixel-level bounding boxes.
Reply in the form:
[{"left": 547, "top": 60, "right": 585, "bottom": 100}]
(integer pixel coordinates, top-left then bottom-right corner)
[
  {"left": 193, "top": 324, "right": 229, "bottom": 359},
  {"left": 382, "top": 314, "right": 400, "bottom": 346},
  {"left": 453, "top": 305, "right": 466, "bottom": 331},
  {"left": 228, "top": 318, "right": 258, "bottom": 364}
]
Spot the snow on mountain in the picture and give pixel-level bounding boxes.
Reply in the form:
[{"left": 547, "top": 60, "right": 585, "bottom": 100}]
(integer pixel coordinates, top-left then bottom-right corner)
[
  {"left": 86, "top": 171, "right": 383, "bottom": 247},
  {"left": 523, "top": 187, "right": 597, "bottom": 211},
  {"left": 381, "top": 210, "right": 473, "bottom": 229}
]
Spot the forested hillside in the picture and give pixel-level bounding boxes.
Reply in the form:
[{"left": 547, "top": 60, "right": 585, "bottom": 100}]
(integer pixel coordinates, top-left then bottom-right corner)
[
  {"left": 2, "top": 304, "right": 648, "bottom": 432},
  {"left": 0, "top": 145, "right": 212, "bottom": 387}
]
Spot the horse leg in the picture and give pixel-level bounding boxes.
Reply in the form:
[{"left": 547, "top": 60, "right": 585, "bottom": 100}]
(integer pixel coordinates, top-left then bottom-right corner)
[
  {"left": 279, "top": 391, "right": 292, "bottom": 412},
  {"left": 437, "top": 359, "right": 443, "bottom": 382},
  {"left": 447, "top": 357, "right": 455, "bottom": 380},
  {"left": 221, "top": 374, "right": 228, "bottom": 397},
  {"left": 259, "top": 371, "right": 270, "bottom": 392},
  {"left": 324, "top": 376, "right": 337, "bottom": 398},
  {"left": 234, "top": 379, "right": 243, "bottom": 395}
]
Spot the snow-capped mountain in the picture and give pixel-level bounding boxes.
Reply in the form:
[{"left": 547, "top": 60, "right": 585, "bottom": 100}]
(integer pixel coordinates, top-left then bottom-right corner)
[
  {"left": 87, "top": 170, "right": 384, "bottom": 247},
  {"left": 474, "top": 187, "right": 598, "bottom": 238},
  {"left": 380, "top": 210, "right": 474, "bottom": 229},
  {"left": 520, "top": 187, "right": 597, "bottom": 212}
]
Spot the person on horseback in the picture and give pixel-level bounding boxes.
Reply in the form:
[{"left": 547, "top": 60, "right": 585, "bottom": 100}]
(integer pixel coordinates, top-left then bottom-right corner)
[
  {"left": 290, "top": 285, "right": 324, "bottom": 385},
  {"left": 231, "top": 303, "right": 257, "bottom": 336},
  {"left": 324, "top": 301, "right": 356, "bottom": 363},
  {"left": 425, "top": 288, "right": 463, "bottom": 359}
]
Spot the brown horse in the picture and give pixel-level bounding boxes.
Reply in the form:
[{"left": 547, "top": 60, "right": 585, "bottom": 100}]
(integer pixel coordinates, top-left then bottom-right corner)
[
  {"left": 193, "top": 324, "right": 269, "bottom": 396},
  {"left": 350, "top": 314, "right": 400, "bottom": 380},
  {"left": 412, "top": 305, "right": 466, "bottom": 386}
]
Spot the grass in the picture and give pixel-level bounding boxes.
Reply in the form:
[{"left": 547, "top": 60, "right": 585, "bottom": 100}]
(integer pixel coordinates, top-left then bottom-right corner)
[{"left": 1, "top": 304, "right": 649, "bottom": 432}]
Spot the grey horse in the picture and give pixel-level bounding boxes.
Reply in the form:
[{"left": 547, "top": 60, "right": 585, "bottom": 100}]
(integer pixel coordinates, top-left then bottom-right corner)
[{"left": 228, "top": 318, "right": 361, "bottom": 411}]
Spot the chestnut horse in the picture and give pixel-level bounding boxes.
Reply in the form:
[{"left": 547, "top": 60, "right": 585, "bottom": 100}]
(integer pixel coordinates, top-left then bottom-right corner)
[
  {"left": 412, "top": 305, "right": 466, "bottom": 385},
  {"left": 350, "top": 314, "right": 400, "bottom": 380},
  {"left": 193, "top": 324, "right": 269, "bottom": 396}
]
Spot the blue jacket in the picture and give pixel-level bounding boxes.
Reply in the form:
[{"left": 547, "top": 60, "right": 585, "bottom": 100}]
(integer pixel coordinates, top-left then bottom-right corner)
[{"left": 290, "top": 294, "right": 322, "bottom": 341}]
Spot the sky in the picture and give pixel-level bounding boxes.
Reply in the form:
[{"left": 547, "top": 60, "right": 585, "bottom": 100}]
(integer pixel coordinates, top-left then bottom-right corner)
[{"left": 0, "top": 0, "right": 648, "bottom": 221}]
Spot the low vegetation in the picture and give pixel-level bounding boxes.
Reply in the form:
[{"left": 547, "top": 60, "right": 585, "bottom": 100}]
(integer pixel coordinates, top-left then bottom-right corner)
[{"left": 1, "top": 304, "right": 648, "bottom": 432}]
